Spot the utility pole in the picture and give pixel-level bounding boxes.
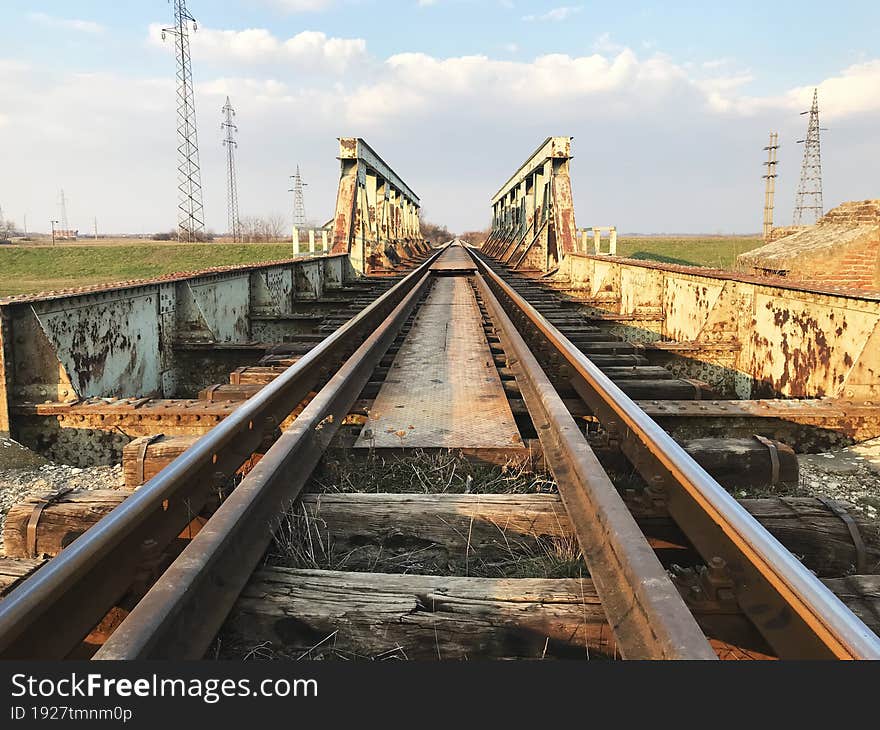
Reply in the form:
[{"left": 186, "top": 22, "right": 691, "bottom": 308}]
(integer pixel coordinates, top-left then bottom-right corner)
[
  {"left": 163, "top": 0, "right": 205, "bottom": 242},
  {"left": 762, "top": 132, "right": 779, "bottom": 240},
  {"left": 94, "top": 217, "right": 99, "bottom": 241},
  {"left": 793, "top": 88, "right": 824, "bottom": 225},
  {"left": 50, "top": 220, "right": 58, "bottom": 246},
  {"left": 221, "top": 96, "right": 241, "bottom": 242},
  {"left": 23, "top": 214, "right": 27, "bottom": 238}
]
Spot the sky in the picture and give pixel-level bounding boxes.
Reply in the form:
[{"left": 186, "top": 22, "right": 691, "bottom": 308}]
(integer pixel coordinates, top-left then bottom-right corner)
[{"left": 0, "top": 1, "right": 879, "bottom": 235}]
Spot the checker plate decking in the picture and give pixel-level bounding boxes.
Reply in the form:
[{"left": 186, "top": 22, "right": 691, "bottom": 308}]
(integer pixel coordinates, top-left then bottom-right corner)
[
  {"left": 355, "top": 275, "right": 521, "bottom": 448},
  {"left": 429, "top": 245, "right": 477, "bottom": 272}
]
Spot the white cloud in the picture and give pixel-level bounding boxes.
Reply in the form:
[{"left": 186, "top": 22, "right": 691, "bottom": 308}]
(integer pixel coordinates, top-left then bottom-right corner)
[
  {"left": 267, "top": 0, "right": 336, "bottom": 11},
  {"left": 28, "top": 12, "right": 105, "bottom": 34},
  {"left": 694, "top": 60, "right": 880, "bottom": 120},
  {"left": 147, "top": 25, "right": 366, "bottom": 72},
  {"left": 3, "top": 31, "right": 880, "bottom": 236},
  {"left": 523, "top": 6, "right": 582, "bottom": 22},
  {"left": 594, "top": 32, "right": 625, "bottom": 55}
]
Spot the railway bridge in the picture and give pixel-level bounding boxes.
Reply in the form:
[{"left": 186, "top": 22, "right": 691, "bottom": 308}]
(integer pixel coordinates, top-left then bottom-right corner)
[{"left": 0, "top": 137, "right": 878, "bottom": 661}]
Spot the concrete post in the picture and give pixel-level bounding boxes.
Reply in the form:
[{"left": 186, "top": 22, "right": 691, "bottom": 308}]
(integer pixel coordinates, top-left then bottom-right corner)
[
  {"left": 292, "top": 226, "right": 299, "bottom": 257},
  {"left": 609, "top": 227, "right": 618, "bottom": 255},
  {"left": 308, "top": 229, "right": 316, "bottom": 254},
  {"left": 594, "top": 229, "right": 601, "bottom": 254},
  {"left": 321, "top": 230, "right": 329, "bottom": 252}
]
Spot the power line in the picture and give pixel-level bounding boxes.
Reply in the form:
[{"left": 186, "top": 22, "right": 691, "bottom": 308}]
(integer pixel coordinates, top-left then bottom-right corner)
[
  {"left": 163, "top": 0, "right": 205, "bottom": 242},
  {"left": 793, "top": 88, "right": 824, "bottom": 226},
  {"left": 222, "top": 96, "right": 241, "bottom": 242}
]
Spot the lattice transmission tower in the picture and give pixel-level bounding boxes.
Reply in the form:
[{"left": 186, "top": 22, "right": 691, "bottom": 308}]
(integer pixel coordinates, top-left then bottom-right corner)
[
  {"left": 793, "top": 88, "right": 824, "bottom": 226},
  {"left": 221, "top": 96, "right": 241, "bottom": 242},
  {"left": 762, "top": 132, "right": 779, "bottom": 240},
  {"left": 58, "top": 189, "right": 70, "bottom": 237},
  {"left": 163, "top": 0, "right": 205, "bottom": 242},
  {"left": 290, "top": 165, "right": 307, "bottom": 227}
]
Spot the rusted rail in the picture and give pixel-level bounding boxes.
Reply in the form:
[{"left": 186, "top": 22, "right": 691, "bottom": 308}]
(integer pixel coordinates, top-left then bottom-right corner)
[
  {"left": 94, "top": 264, "right": 433, "bottom": 659},
  {"left": 473, "top": 269, "right": 716, "bottom": 659},
  {"left": 470, "top": 247, "right": 880, "bottom": 659},
  {"left": 0, "top": 248, "right": 445, "bottom": 659}
]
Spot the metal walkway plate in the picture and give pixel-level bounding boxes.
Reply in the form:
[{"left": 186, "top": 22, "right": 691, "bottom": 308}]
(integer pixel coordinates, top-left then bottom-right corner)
[
  {"left": 355, "top": 276, "right": 521, "bottom": 449},
  {"left": 429, "top": 245, "right": 477, "bottom": 272}
]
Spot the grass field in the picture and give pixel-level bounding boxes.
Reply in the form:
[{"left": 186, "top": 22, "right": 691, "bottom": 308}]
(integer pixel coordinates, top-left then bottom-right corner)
[
  {"left": 0, "top": 242, "right": 296, "bottom": 297},
  {"left": 0, "top": 237, "right": 765, "bottom": 298},
  {"left": 615, "top": 237, "right": 763, "bottom": 268}
]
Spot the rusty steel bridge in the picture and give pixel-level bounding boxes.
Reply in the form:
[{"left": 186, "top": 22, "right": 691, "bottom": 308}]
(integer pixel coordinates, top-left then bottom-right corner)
[{"left": 0, "top": 137, "right": 878, "bottom": 660}]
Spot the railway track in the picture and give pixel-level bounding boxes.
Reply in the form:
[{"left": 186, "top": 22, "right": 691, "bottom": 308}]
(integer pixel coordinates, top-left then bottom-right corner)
[{"left": 0, "top": 242, "right": 878, "bottom": 660}]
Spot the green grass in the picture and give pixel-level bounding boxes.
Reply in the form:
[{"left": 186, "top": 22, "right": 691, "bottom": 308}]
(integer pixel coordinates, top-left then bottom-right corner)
[
  {"left": 615, "top": 237, "right": 764, "bottom": 269},
  {"left": 0, "top": 243, "right": 296, "bottom": 297}
]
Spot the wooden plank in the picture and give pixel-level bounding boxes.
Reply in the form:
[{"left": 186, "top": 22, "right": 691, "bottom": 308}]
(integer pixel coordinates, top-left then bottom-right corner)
[
  {"left": 821, "top": 575, "right": 880, "bottom": 636},
  {"left": 123, "top": 435, "right": 200, "bottom": 487},
  {"left": 3, "top": 490, "right": 132, "bottom": 558},
  {"left": 297, "top": 492, "right": 879, "bottom": 578},
  {"left": 224, "top": 567, "right": 614, "bottom": 659},
  {"left": 0, "top": 557, "right": 46, "bottom": 596},
  {"left": 123, "top": 434, "right": 268, "bottom": 487}
]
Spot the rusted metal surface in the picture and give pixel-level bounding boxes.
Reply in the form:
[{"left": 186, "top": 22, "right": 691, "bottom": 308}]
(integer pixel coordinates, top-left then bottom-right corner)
[
  {"left": 472, "top": 247, "right": 880, "bottom": 659},
  {"left": 93, "top": 258, "right": 435, "bottom": 660},
  {"left": 13, "top": 398, "right": 243, "bottom": 465},
  {"left": 0, "top": 308, "right": 12, "bottom": 437},
  {"left": 331, "top": 138, "right": 427, "bottom": 275},
  {"left": 0, "top": 249, "right": 443, "bottom": 659},
  {"left": 483, "top": 137, "right": 578, "bottom": 271},
  {"left": 473, "top": 263, "right": 717, "bottom": 659},
  {"left": 355, "top": 273, "right": 520, "bottom": 449},
  {"left": 556, "top": 253, "right": 880, "bottom": 400},
  {"left": 0, "top": 255, "right": 357, "bottom": 446},
  {"left": 639, "top": 398, "right": 880, "bottom": 450}
]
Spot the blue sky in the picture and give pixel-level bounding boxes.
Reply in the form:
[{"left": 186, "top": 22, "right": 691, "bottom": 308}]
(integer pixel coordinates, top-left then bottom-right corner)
[{"left": 1, "top": 1, "right": 879, "bottom": 234}]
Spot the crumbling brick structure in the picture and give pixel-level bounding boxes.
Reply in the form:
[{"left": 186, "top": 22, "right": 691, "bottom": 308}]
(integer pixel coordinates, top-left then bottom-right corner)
[{"left": 738, "top": 200, "right": 880, "bottom": 290}]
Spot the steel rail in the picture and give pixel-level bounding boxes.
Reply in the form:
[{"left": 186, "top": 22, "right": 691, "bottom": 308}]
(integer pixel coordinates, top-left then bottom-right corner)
[
  {"left": 95, "top": 266, "right": 433, "bottom": 659},
  {"left": 0, "top": 247, "right": 445, "bottom": 659},
  {"left": 473, "top": 272, "right": 717, "bottom": 659},
  {"left": 471, "top": 248, "right": 880, "bottom": 659}
]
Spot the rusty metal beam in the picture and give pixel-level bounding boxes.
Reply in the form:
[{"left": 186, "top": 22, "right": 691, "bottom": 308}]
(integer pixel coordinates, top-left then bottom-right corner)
[
  {"left": 556, "top": 253, "right": 880, "bottom": 400},
  {"left": 331, "top": 138, "right": 425, "bottom": 275},
  {"left": 0, "top": 308, "right": 12, "bottom": 437},
  {"left": 487, "top": 137, "right": 577, "bottom": 272},
  {"left": 0, "top": 256, "right": 360, "bottom": 447}
]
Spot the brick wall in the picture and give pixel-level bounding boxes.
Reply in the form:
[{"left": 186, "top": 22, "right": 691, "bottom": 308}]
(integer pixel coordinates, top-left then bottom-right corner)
[{"left": 804, "top": 232, "right": 880, "bottom": 290}]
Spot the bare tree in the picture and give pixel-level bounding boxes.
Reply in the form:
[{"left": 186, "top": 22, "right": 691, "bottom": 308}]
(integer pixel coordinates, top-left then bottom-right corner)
[
  {"left": 0, "top": 214, "right": 17, "bottom": 242},
  {"left": 459, "top": 227, "right": 491, "bottom": 246},
  {"left": 420, "top": 219, "right": 452, "bottom": 245},
  {"left": 263, "top": 213, "right": 287, "bottom": 241},
  {"left": 240, "top": 214, "right": 289, "bottom": 242}
]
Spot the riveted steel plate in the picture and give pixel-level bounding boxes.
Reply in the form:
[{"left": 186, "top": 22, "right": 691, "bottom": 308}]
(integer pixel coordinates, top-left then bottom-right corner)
[{"left": 355, "top": 276, "right": 521, "bottom": 448}]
